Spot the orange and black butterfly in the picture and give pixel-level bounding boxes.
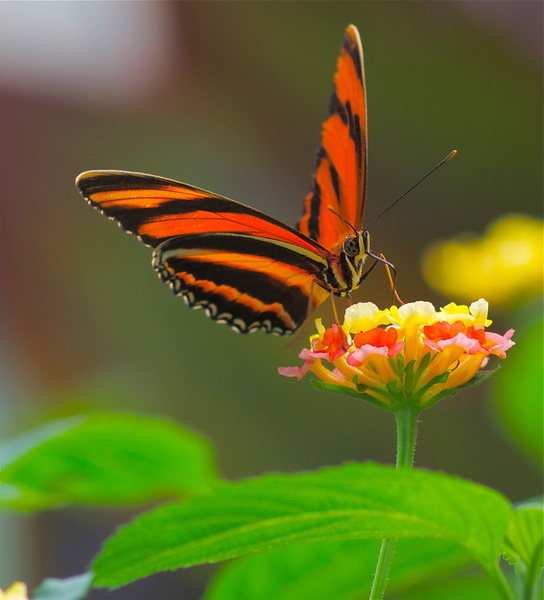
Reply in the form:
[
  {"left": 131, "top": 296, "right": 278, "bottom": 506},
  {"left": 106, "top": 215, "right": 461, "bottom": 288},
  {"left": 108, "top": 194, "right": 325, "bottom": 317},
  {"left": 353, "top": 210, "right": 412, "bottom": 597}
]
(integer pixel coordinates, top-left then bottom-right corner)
[{"left": 76, "top": 25, "right": 377, "bottom": 336}]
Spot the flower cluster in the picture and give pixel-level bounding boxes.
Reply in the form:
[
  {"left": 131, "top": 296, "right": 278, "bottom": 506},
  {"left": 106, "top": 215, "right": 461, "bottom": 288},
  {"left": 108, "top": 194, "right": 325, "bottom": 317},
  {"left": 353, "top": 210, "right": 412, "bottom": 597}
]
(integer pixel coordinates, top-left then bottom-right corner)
[
  {"left": 0, "top": 583, "right": 28, "bottom": 600},
  {"left": 423, "top": 214, "right": 543, "bottom": 305},
  {"left": 279, "top": 299, "right": 514, "bottom": 409}
]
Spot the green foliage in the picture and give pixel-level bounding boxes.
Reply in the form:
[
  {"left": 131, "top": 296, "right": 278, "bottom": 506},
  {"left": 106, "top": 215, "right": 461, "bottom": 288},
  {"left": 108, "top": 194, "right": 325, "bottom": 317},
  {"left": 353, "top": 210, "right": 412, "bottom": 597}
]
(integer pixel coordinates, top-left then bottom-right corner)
[
  {"left": 493, "top": 307, "right": 544, "bottom": 464},
  {"left": 422, "top": 369, "right": 498, "bottom": 409},
  {"left": 204, "top": 539, "right": 469, "bottom": 600},
  {"left": 3, "top": 411, "right": 541, "bottom": 598},
  {"left": 92, "top": 463, "right": 511, "bottom": 588},
  {"left": 400, "top": 575, "right": 502, "bottom": 600},
  {"left": 311, "top": 380, "right": 382, "bottom": 403},
  {"left": 503, "top": 504, "right": 544, "bottom": 599},
  {"left": 0, "top": 413, "right": 216, "bottom": 510},
  {"left": 32, "top": 573, "right": 94, "bottom": 600}
]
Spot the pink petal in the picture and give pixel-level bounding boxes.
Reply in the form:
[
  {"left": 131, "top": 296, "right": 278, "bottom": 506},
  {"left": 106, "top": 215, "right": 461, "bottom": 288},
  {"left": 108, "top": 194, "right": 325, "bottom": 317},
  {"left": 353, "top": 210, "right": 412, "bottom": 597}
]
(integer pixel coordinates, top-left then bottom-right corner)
[
  {"left": 423, "top": 339, "right": 442, "bottom": 352},
  {"left": 278, "top": 361, "right": 312, "bottom": 379},
  {"left": 436, "top": 332, "right": 483, "bottom": 354},
  {"left": 347, "top": 344, "right": 390, "bottom": 367},
  {"left": 300, "top": 348, "right": 329, "bottom": 360},
  {"left": 485, "top": 329, "right": 516, "bottom": 357},
  {"left": 388, "top": 342, "right": 405, "bottom": 357}
]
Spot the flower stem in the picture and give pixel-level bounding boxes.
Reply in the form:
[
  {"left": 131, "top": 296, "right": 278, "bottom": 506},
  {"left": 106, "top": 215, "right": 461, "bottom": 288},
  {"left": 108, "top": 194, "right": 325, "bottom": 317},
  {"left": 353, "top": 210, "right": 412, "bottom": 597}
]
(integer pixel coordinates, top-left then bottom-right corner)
[
  {"left": 369, "top": 538, "right": 397, "bottom": 599},
  {"left": 369, "top": 405, "right": 420, "bottom": 599},
  {"left": 395, "top": 404, "right": 419, "bottom": 469}
]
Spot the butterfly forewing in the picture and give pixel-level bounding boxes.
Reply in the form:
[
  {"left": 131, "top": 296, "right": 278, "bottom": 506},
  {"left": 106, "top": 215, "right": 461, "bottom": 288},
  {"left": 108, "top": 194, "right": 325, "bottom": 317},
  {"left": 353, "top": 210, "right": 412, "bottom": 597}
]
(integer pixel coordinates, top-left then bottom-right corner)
[
  {"left": 76, "top": 171, "right": 330, "bottom": 334},
  {"left": 298, "top": 25, "right": 367, "bottom": 252},
  {"left": 77, "top": 171, "right": 323, "bottom": 250}
]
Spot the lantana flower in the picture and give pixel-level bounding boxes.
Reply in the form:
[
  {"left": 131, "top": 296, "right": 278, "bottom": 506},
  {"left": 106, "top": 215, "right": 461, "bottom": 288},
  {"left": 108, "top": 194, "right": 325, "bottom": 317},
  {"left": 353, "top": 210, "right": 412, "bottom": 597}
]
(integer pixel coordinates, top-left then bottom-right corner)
[
  {"left": 0, "top": 583, "right": 28, "bottom": 600},
  {"left": 422, "top": 214, "right": 543, "bottom": 305},
  {"left": 279, "top": 299, "right": 514, "bottom": 410}
]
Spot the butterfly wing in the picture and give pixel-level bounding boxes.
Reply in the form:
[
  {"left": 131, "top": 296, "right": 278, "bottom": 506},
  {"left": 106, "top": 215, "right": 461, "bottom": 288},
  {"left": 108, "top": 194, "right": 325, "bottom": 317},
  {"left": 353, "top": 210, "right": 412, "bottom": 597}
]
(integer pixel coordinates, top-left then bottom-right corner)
[
  {"left": 76, "top": 170, "right": 331, "bottom": 334},
  {"left": 298, "top": 25, "right": 367, "bottom": 252}
]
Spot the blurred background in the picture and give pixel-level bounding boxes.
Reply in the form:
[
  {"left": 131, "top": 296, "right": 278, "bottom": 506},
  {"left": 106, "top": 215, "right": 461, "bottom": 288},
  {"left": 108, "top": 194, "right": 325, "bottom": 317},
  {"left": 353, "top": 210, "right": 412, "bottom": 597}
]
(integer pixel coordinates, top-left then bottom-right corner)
[{"left": 0, "top": 2, "right": 541, "bottom": 598}]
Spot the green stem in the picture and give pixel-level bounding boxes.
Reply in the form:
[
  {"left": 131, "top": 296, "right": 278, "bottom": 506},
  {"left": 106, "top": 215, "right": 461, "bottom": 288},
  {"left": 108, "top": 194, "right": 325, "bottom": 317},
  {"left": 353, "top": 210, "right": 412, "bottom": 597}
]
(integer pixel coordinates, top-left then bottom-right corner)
[
  {"left": 395, "top": 404, "right": 419, "bottom": 469},
  {"left": 369, "top": 405, "right": 420, "bottom": 600},
  {"left": 369, "top": 538, "right": 398, "bottom": 599}
]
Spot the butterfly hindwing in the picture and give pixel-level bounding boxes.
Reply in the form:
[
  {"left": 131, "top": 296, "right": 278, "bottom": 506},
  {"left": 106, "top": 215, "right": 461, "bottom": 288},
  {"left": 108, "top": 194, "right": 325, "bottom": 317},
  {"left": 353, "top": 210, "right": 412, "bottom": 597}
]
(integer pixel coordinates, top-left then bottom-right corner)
[
  {"left": 298, "top": 25, "right": 367, "bottom": 252},
  {"left": 155, "top": 234, "right": 330, "bottom": 334},
  {"left": 76, "top": 171, "right": 331, "bottom": 334}
]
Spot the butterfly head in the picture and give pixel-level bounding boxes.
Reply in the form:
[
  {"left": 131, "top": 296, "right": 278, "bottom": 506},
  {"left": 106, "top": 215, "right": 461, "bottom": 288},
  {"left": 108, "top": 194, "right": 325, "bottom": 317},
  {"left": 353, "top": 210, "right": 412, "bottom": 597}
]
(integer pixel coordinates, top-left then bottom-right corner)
[
  {"left": 331, "top": 229, "right": 371, "bottom": 294},
  {"left": 342, "top": 230, "right": 370, "bottom": 258}
]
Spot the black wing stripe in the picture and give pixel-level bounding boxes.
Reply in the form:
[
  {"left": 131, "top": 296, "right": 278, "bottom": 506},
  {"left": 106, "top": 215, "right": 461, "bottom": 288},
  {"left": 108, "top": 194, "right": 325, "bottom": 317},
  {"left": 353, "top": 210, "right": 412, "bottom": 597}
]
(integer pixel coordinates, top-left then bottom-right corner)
[
  {"left": 77, "top": 172, "right": 330, "bottom": 254},
  {"left": 158, "top": 234, "right": 327, "bottom": 275},
  {"left": 163, "top": 257, "right": 310, "bottom": 312},
  {"left": 79, "top": 172, "right": 319, "bottom": 237},
  {"left": 152, "top": 233, "right": 331, "bottom": 334}
]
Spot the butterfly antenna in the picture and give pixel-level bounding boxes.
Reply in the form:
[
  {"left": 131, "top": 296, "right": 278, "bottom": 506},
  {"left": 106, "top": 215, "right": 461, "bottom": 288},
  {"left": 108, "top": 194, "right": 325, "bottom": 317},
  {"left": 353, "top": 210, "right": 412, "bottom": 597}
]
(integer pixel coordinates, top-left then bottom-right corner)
[
  {"left": 328, "top": 206, "right": 359, "bottom": 236},
  {"left": 365, "top": 150, "right": 457, "bottom": 229}
]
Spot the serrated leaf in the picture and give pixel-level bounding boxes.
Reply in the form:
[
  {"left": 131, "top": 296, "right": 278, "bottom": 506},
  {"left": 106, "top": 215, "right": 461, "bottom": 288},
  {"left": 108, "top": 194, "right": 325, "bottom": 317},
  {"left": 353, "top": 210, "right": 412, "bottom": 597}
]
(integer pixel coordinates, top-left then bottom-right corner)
[
  {"left": 0, "top": 413, "right": 216, "bottom": 510},
  {"left": 92, "top": 463, "right": 512, "bottom": 588},
  {"left": 457, "top": 369, "right": 497, "bottom": 391},
  {"left": 32, "top": 573, "right": 94, "bottom": 600},
  {"left": 204, "top": 538, "right": 469, "bottom": 600}
]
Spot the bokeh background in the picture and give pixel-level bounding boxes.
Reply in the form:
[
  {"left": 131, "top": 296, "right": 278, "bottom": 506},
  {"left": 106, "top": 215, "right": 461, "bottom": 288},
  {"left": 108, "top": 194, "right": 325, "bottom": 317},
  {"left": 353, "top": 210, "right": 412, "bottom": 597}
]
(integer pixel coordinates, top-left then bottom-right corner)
[{"left": 0, "top": 2, "right": 541, "bottom": 598}]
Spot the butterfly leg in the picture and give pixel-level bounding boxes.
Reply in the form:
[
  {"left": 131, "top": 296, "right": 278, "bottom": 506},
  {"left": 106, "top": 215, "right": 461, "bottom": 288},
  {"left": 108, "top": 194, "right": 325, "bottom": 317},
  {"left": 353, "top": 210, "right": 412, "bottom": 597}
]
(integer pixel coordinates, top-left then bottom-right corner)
[
  {"left": 330, "top": 290, "right": 342, "bottom": 327},
  {"left": 378, "top": 253, "right": 403, "bottom": 305},
  {"left": 329, "top": 291, "right": 353, "bottom": 352},
  {"left": 358, "top": 256, "right": 379, "bottom": 283},
  {"left": 365, "top": 252, "right": 403, "bottom": 305}
]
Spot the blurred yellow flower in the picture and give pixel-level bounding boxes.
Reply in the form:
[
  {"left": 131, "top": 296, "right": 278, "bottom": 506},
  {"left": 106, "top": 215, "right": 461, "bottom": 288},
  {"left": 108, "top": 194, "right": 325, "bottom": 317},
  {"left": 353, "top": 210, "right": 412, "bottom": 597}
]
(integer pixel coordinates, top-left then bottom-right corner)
[
  {"left": 279, "top": 300, "right": 514, "bottom": 409},
  {"left": 0, "top": 583, "right": 28, "bottom": 600},
  {"left": 422, "top": 214, "right": 543, "bottom": 305}
]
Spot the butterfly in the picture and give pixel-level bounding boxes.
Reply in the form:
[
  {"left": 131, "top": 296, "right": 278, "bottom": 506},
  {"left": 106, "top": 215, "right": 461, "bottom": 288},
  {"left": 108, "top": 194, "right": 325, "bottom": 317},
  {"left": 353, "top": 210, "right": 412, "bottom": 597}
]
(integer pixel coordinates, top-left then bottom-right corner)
[{"left": 76, "top": 25, "right": 378, "bottom": 336}]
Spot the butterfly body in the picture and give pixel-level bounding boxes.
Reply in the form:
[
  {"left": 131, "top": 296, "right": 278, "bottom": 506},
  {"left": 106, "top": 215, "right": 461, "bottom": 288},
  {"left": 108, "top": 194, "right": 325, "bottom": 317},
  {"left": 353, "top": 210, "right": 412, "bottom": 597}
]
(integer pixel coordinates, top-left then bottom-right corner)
[{"left": 76, "top": 25, "right": 370, "bottom": 335}]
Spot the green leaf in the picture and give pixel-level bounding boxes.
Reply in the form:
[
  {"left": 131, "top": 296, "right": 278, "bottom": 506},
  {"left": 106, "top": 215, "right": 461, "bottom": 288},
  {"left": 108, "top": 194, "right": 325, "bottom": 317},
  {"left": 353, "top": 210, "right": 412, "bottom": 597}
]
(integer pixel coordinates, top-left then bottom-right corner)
[
  {"left": 414, "top": 370, "right": 449, "bottom": 397},
  {"left": 0, "top": 413, "right": 216, "bottom": 510},
  {"left": 32, "top": 573, "right": 94, "bottom": 600},
  {"left": 310, "top": 381, "right": 365, "bottom": 399},
  {"left": 503, "top": 503, "right": 544, "bottom": 597},
  {"left": 204, "top": 539, "right": 469, "bottom": 600},
  {"left": 403, "top": 358, "right": 418, "bottom": 393},
  {"left": 92, "top": 463, "right": 512, "bottom": 588},
  {"left": 493, "top": 309, "right": 544, "bottom": 464},
  {"left": 401, "top": 575, "right": 502, "bottom": 600},
  {"left": 456, "top": 369, "right": 497, "bottom": 391},
  {"left": 422, "top": 369, "right": 497, "bottom": 410},
  {"left": 311, "top": 381, "right": 392, "bottom": 409}
]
